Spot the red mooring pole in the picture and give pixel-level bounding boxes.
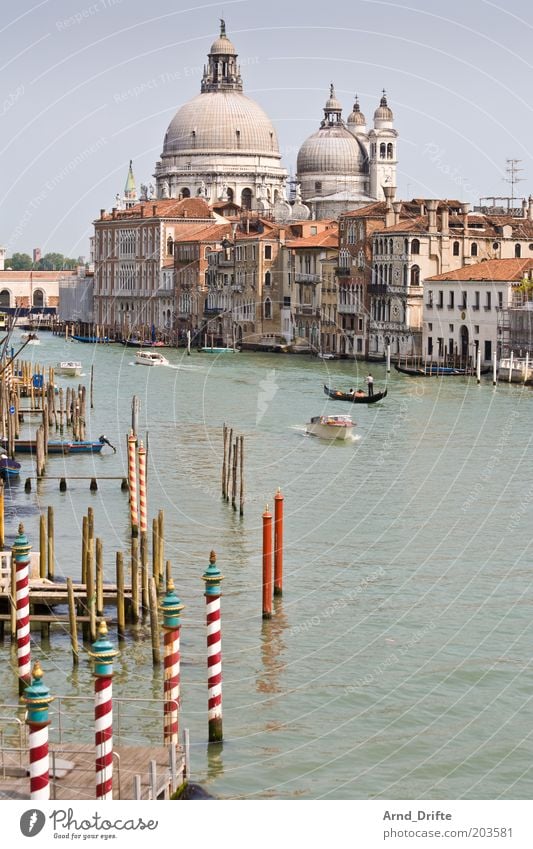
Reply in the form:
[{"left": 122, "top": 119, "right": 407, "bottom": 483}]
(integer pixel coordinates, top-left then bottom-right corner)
[
  {"left": 262, "top": 505, "right": 273, "bottom": 619},
  {"left": 273, "top": 489, "right": 284, "bottom": 597}
]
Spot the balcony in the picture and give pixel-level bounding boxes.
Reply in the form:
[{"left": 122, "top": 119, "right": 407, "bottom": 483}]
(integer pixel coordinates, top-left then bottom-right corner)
[
  {"left": 295, "top": 272, "right": 321, "bottom": 283},
  {"left": 298, "top": 304, "right": 318, "bottom": 316},
  {"left": 217, "top": 259, "right": 234, "bottom": 267},
  {"left": 368, "top": 284, "right": 388, "bottom": 296},
  {"left": 204, "top": 306, "right": 222, "bottom": 316},
  {"left": 338, "top": 303, "right": 359, "bottom": 315},
  {"left": 335, "top": 267, "right": 351, "bottom": 277}
]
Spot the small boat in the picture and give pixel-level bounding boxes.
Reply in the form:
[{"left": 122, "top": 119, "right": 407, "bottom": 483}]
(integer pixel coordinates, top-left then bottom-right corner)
[
  {"left": 199, "top": 346, "right": 239, "bottom": 353},
  {"left": 1, "top": 438, "right": 104, "bottom": 455},
  {"left": 497, "top": 357, "right": 533, "bottom": 384},
  {"left": 324, "top": 385, "right": 387, "bottom": 404},
  {"left": 317, "top": 352, "right": 336, "bottom": 360},
  {"left": 394, "top": 364, "right": 491, "bottom": 377},
  {"left": 72, "top": 335, "right": 109, "bottom": 344},
  {"left": 122, "top": 339, "right": 167, "bottom": 348},
  {"left": 306, "top": 414, "right": 354, "bottom": 441},
  {"left": 135, "top": 350, "right": 169, "bottom": 366},
  {"left": 0, "top": 454, "right": 21, "bottom": 479},
  {"left": 55, "top": 361, "right": 82, "bottom": 376},
  {"left": 21, "top": 332, "right": 40, "bottom": 345}
]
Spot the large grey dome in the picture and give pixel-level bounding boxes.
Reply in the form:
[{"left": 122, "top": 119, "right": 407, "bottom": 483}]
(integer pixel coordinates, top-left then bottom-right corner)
[
  {"left": 297, "top": 125, "right": 366, "bottom": 174},
  {"left": 163, "top": 91, "right": 281, "bottom": 157}
]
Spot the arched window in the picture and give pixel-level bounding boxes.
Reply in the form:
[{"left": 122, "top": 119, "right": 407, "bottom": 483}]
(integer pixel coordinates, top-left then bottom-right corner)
[
  {"left": 404, "top": 238, "right": 409, "bottom": 254},
  {"left": 453, "top": 241, "right": 460, "bottom": 256},
  {"left": 264, "top": 297, "right": 272, "bottom": 319},
  {"left": 410, "top": 265, "right": 420, "bottom": 286},
  {"left": 471, "top": 242, "right": 478, "bottom": 257},
  {"left": 515, "top": 243, "right": 521, "bottom": 258},
  {"left": 264, "top": 271, "right": 271, "bottom": 287},
  {"left": 0, "top": 289, "right": 10, "bottom": 308},
  {"left": 387, "top": 143, "right": 393, "bottom": 159},
  {"left": 241, "top": 188, "right": 253, "bottom": 210},
  {"left": 180, "top": 187, "right": 190, "bottom": 198},
  {"left": 411, "top": 239, "right": 420, "bottom": 255},
  {"left": 389, "top": 238, "right": 393, "bottom": 254},
  {"left": 379, "top": 143, "right": 386, "bottom": 159},
  {"left": 33, "top": 289, "right": 45, "bottom": 308},
  {"left": 166, "top": 236, "right": 173, "bottom": 256}
]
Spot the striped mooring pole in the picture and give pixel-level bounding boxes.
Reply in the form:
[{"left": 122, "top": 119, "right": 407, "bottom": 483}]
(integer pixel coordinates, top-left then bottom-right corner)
[
  {"left": 23, "top": 661, "right": 54, "bottom": 800},
  {"left": 88, "top": 620, "right": 119, "bottom": 800},
  {"left": 127, "top": 430, "right": 139, "bottom": 537},
  {"left": 262, "top": 505, "right": 273, "bottom": 619},
  {"left": 202, "top": 551, "right": 224, "bottom": 743},
  {"left": 138, "top": 441, "right": 147, "bottom": 536},
  {"left": 13, "top": 524, "right": 32, "bottom": 695},
  {"left": 160, "top": 578, "right": 184, "bottom": 746}
]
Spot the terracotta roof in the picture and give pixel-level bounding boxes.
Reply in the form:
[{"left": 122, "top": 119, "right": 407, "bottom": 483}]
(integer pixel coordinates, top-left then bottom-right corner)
[
  {"left": 342, "top": 202, "right": 388, "bottom": 219},
  {"left": 98, "top": 197, "right": 217, "bottom": 222},
  {"left": 172, "top": 223, "right": 234, "bottom": 244},
  {"left": 426, "top": 258, "right": 533, "bottom": 282},
  {"left": 286, "top": 226, "right": 339, "bottom": 249}
]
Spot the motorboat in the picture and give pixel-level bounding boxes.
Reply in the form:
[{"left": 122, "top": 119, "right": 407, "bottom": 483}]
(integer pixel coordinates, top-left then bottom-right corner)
[
  {"left": 497, "top": 357, "right": 533, "bottom": 384},
  {"left": 135, "top": 350, "right": 169, "bottom": 366},
  {"left": 306, "top": 414, "right": 354, "bottom": 441},
  {"left": 55, "top": 361, "right": 82, "bottom": 376},
  {"left": 21, "top": 332, "right": 40, "bottom": 345},
  {"left": 317, "top": 352, "right": 336, "bottom": 360},
  {"left": 200, "top": 346, "right": 239, "bottom": 353}
]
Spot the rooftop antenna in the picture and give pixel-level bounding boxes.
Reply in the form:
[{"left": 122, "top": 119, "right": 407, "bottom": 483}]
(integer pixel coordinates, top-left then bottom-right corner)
[{"left": 503, "top": 159, "right": 524, "bottom": 213}]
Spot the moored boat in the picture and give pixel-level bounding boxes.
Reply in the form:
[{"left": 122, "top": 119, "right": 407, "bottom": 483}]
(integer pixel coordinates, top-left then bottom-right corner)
[
  {"left": 497, "top": 357, "right": 533, "bottom": 383},
  {"left": 1, "top": 438, "right": 104, "bottom": 455},
  {"left": 199, "top": 346, "right": 239, "bottom": 353},
  {"left": 394, "top": 363, "right": 491, "bottom": 377},
  {"left": 72, "top": 335, "right": 109, "bottom": 343},
  {"left": 21, "top": 332, "right": 40, "bottom": 345},
  {"left": 0, "top": 454, "right": 21, "bottom": 479},
  {"left": 324, "top": 385, "right": 387, "bottom": 404},
  {"left": 306, "top": 414, "right": 354, "bottom": 440},
  {"left": 135, "top": 350, "right": 169, "bottom": 366},
  {"left": 55, "top": 361, "right": 82, "bottom": 376}
]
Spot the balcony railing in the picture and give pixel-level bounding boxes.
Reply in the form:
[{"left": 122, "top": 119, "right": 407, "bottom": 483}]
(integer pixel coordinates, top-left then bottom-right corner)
[
  {"left": 204, "top": 306, "right": 222, "bottom": 315},
  {"left": 335, "top": 267, "right": 351, "bottom": 277},
  {"left": 338, "top": 303, "right": 359, "bottom": 314},
  {"left": 368, "top": 284, "right": 388, "bottom": 296}
]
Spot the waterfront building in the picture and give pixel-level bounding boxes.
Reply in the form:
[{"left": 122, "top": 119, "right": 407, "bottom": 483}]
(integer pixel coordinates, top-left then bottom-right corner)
[
  {"left": 297, "top": 88, "right": 398, "bottom": 218},
  {"left": 93, "top": 195, "right": 225, "bottom": 335},
  {"left": 424, "top": 258, "right": 533, "bottom": 363},
  {"left": 0, "top": 269, "right": 69, "bottom": 324},
  {"left": 154, "top": 21, "right": 287, "bottom": 211},
  {"left": 58, "top": 268, "right": 94, "bottom": 324}
]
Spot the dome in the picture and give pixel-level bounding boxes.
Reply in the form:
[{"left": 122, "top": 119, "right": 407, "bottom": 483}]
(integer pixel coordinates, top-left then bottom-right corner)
[
  {"left": 209, "top": 35, "right": 236, "bottom": 55},
  {"left": 347, "top": 96, "right": 366, "bottom": 127},
  {"left": 297, "top": 125, "right": 366, "bottom": 175},
  {"left": 163, "top": 91, "right": 281, "bottom": 156},
  {"left": 374, "top": 91, "right": 393, "bottom": 122},
  {"left": 325, "top": 83, "right": 342, "bottom": 112}
]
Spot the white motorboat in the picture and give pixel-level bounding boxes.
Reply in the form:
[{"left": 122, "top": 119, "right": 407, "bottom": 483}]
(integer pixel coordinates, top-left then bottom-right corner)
[
  {"left": 135, "top": 350, "right": 169, "bottom": 366},
  {"left": 21, "top": 332, "right": 40, "bottom": 345},
  {"left": 497, "top": 357, "right": 533, "bottom": 383},
  {"left": 317, "top": 352, "right": 336, "bottom": 360},
  {"left": 306, "top": 414, "right": 354, "bottom": 441},
  {"left": 55, "top": 361, "right": 82, "bottom": 376}
]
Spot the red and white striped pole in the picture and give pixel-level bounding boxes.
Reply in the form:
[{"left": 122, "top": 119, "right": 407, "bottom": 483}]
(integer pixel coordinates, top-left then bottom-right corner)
[
  {"left": 127, "top": 431, "right": 139, "bottom": 537},
  {"left": 137, "top": 441, "right": 147, "bottom": 536},
  {"left": 12, "top": 524, "right": 32, "bottom": 695},
  {"left": 23, "top": 661, "right": 54, "bottom": 800},
  {"left": 202, "top": 551, "right": 224, "bottom": 743},
  {"left": 274, "top": 489, "right": 284, "bottom": 597},
  {"left": 262, "top": 505, "right": 273, "bottom": 619},
  {"left": 160, "top": 578, "right": 184, "bottom": 746},
  {"left": 89, "top": 620, "right": 119, "bottom": 800}
]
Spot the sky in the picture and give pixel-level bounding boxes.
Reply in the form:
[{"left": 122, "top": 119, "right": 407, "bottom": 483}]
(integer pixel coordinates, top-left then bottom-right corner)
[{"left": 1, "top": 0, "right": 533, "bottom": 259}]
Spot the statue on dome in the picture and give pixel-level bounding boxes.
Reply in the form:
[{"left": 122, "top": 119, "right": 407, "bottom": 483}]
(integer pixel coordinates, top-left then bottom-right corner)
[
  {"left": 161, "top": 181, "right": 170, "bottom": 199},
  {"left": 140, "top": 183, "right": 148, "bottom": 200},
  {"left": 148, "top": 183, "right": 155, "bottom": 199}
]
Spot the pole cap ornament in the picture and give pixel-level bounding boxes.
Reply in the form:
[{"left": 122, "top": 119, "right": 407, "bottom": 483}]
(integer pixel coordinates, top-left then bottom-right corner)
[
  {"left": 202, "top": 550, "right": 224, "bottom": 596},
  {"left": 88, "top": 619, "right": 119, "bottom": 676},
  {"left": 160, "top": 577, "right": 184, "bottom": 629},
  {"left": 23, "top": 661, "right": 54, "bottom": 725},
  {"left": 12, "top": 523, "right": 31, "bottom": 560}
]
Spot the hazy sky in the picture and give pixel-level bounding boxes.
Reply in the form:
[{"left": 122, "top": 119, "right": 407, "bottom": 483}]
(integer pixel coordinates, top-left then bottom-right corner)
[{"left": 1, "top": 0, "right": 532, "bottom": 258}]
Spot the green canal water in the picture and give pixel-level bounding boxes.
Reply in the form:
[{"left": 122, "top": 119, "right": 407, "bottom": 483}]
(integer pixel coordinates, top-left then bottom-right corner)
[{"left": 1, "top": 334, "right": 532, "bottom": 800}]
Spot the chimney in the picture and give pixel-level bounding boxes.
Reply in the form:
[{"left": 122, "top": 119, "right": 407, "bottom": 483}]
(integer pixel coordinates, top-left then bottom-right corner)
[
  {"left": 392, "top": 201, "right": 402, "bottom": 226},
  {"left": 427, "top": 199, "right": 438, "bottom": 233},
  {"left": 522, "top": 199, "right": 527, "bottom": 218},
  {"left": 140, "top": 205, "right": 144, "bottom": 218},
  {"left": 384, "top": 186, "right": 396, "bottom": 227},
  {"left": 441, "top": 206, "right": 449, "bottom": 235},
  {"left": 152, "top": 204, "right": 157, "bottom": 216},
  {"left": 100, "top": 209, "right": 105, "bottom": 219},
  {"left": 461, "top": 202, "right": 470, "bottom": 229},
  {"left": 112, "top": 207, "right": 116, "bottom": 220},
  {"left": 528, "top": 195, "right": 533, "bottom": 221},
  {"left": 419, "top": 201, "right": 425, "bottom": 215}
]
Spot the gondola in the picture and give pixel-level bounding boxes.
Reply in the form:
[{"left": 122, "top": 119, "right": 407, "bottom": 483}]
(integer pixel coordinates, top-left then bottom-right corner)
[
  {"left": 394, "top": 364, "right": 491, "bottom": 377},
  {"left": 323, "top": 385, "right": 387, "bottom": 404}
]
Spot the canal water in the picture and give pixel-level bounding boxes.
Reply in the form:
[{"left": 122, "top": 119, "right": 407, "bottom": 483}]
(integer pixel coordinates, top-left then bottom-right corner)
[{"left": 1, "top": 334, "right": 532, "bottom": 800}]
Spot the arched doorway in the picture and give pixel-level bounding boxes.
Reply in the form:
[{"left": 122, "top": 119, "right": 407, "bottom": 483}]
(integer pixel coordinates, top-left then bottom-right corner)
[
  {"left": 180, "top": 187, "right": 191, "bottom": 198},
  {"left": 460, "top": 325, "right": 469, "bottom": 360},
  {"left": 0, "top": 289, "right": 10, "bottom": 308},
  {"left": 33, "top": 289, "right": 44, "bottom": 308}
]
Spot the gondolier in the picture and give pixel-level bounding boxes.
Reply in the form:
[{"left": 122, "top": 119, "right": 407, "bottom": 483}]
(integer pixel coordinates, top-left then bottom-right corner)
[{"left": 366, "top": 373, "right": 374, "bottom": 397}]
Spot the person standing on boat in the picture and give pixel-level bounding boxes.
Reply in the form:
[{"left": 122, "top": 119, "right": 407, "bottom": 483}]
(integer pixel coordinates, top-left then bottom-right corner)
[{"left": 366, "top": 373, "right": 374, "bottom": 397}]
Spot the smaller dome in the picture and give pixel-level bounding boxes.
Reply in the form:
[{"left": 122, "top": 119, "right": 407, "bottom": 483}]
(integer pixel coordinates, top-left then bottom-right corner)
[
  {"left": 374, "top": 91, "right": 393, "bottom": 122},
  {"left": 325, "top": 83, "right": 342, "bottom": 112},
  {"left": 347, "top": 95, "right": 366, "bottom": 126},
  {"left": 210, "top": 19, "right": 237, "bottom": 55}
]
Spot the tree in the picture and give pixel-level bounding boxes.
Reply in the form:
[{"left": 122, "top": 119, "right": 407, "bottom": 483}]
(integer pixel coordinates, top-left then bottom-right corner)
[
  {"left": 37, "top": 253, "right": 77, "bottom": 271},
  {"left": 4, "top": 252, "right": 33, "bottom": 270}
]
